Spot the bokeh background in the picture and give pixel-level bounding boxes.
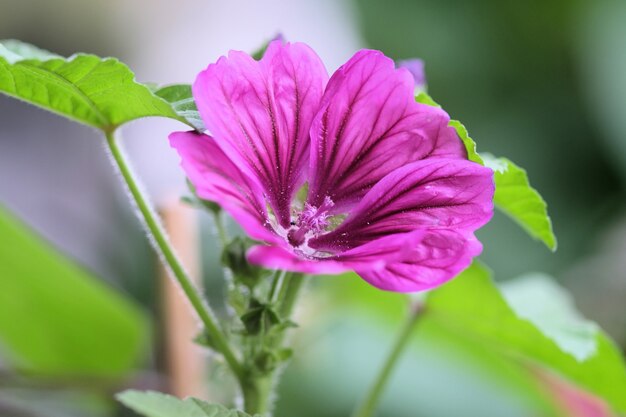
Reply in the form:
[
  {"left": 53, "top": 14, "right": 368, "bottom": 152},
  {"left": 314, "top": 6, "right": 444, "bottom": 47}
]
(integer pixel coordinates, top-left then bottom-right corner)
[{"left": 1, "top": 1, "right": 625, "bottom": 416}]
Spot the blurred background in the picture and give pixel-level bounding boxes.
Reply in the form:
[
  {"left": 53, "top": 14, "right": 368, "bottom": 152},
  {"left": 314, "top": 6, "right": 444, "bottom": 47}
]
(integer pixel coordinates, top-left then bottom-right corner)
[{"left": 0, "top": 0, "right": 625, "bottom": 416}]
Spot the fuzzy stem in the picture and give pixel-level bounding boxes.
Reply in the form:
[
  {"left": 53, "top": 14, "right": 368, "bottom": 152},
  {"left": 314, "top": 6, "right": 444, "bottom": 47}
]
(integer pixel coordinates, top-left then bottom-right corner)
[
  {"left": 213, "top": 211, "right": 229, "bottom": 247},
  {"left": 104, "top": 131, "right": 243, "bottom": 381},
  {"left": 351, "top": 301, "right": 425, "bottom": 417},
  {"left": 241, "top": 273, "right": 306, "bottom": 416},
  {"left": 241, "top": 376, "right": 273, "bottom": 416}
]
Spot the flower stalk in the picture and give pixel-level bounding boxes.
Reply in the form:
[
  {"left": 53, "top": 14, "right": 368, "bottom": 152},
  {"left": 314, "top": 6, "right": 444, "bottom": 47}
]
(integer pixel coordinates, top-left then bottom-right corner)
[
  {"left": 104, "top": 130, "right": 244, "bottom": 381},
  {"left": 240, "top": 272, "right": 306, "bottom": 416},
  {"left": 351, "top": 300, "right": 425, "bottom": 417}
]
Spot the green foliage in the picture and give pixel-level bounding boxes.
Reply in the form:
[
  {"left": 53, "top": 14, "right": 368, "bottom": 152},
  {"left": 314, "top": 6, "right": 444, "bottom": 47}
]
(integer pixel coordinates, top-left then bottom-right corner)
[
  {"left": 483, "top": 154, "right": 557, "bottom": 250},
  {"left": 448, "top": 119, "right": 483, "bottom": 164},
  {"left": 415, "top": 92, "right": 441, "bottom": 108},
  {"left": 0, "top": 39, "right": 61, "bottom": 62},
  {"left": 222, "top": 237, "right": 263, "bottom": 289},
  {"left": 154, "top": 84, "right": 204, "bottom": 131},
  {"left": 417, "top": 93, "right": 557, "bottom": 250},
  {"left": 117, "top": 390, "right": 257, "bottom": 417},
  {"left": 0, "top": 206, "right": 148, "bottom": 377},
  {"left": 240, "top": 299, "right": 281, "bottom": 336},
  {"left": 0, "top": 39, "right": 194, "bottom": 131},
  {"left": 310, "top": 265, "right": 626, "bottom": 416},
  {"left": 500, "top": 273, "right": 599, "bottom": 361},
  {"left": 426, "top": 263, "right": 626, "bottom": 414}
]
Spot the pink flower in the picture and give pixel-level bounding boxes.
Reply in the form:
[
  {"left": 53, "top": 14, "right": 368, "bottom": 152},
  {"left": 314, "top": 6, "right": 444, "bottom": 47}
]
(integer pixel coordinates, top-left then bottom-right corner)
[{"left": 170, "top": 41, "right": 494, "bottom": 292}]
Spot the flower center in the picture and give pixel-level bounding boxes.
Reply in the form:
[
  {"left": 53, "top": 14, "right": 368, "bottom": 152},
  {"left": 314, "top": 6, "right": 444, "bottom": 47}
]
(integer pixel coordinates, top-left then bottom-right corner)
[{"left": 287, "top": 196, "right": 334, "bottom": 248}]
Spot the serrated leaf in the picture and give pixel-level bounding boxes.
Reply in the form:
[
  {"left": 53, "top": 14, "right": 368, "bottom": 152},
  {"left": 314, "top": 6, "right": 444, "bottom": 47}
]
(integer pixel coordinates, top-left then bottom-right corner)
[
  {"left": 117, "top": 390, "right": 257, "bottom": 417},
  {"left": 0, "top": 206, "right": 148, "bottom": 377},
  {"left": 426, "top": 263, "right": 626, "bottom": 414},
  {"left": 449, "top": 119, "right": 484, "bottom": 164},
  {"left": 154, "top": 84, "right": 204, "bottom": 131},
  {"left": 482, "top": 154, "right": 557, "bottom": 250},
  {"left": 416, "top": 94, "right": 556, "bottom": 250},
  {"left": 415, "top": 92, "right": 441, "bottom": 108},
  {"left": 0, "top": 39, "right": 193, "bottom": 131}
]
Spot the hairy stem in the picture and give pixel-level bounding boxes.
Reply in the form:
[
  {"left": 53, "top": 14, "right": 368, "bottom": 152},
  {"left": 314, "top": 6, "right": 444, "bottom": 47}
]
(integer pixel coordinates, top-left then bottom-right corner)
[
  {"left": 351, "top": 300, "right": 425, "bottom": 417},
  {"left": 213, "top": 211, "right": 229, "bottom": 247},
  {"left": 241, "top": 376, "right": 273, "bottom": 416},
  {"left": 104, "top": 131, "right": 243, "bottom": 380},
  {"left": 241, "top": 273, "right": 306, "bottom": 416}
]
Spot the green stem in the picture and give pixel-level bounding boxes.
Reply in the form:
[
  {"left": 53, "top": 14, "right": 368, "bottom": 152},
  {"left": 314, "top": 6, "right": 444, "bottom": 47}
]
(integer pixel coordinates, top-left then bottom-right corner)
[
  {"left": 104, "top": 131, "right": 244, "bottom": 381},
  {"left": 277, "top": 273, "right": 305, "bottom": 319},
  {"left": 213, "top": 211, "right": 229, "bottom": 247},
  {"left": 241, "top": 273, "right": 305, "bottom": 416},
  {"left": 268, "top": 270, "right": 287, "bottom": 304},
  {"left": 351, "top": 300, "right": 425, "bottom": 417},
  {"left": 241, "top": 376, "right": 273, "bottom": 416}
]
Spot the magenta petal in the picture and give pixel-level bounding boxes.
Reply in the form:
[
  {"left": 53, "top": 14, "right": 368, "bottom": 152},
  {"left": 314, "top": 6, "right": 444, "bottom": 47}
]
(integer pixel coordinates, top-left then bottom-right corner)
[
  {"left": 311, "top": 158, "right": 494, "bottom": 251},
  {"left": 169, "top": 131, "right": 280, "bottom": 244},
  {"left": 247, "top": 229, "right": 426, "bottom": 275},
  {"left": 356, "top": 230, "right": 483, "bottom": 292},
  {"left": 336, "top": 229, "right": 427, "bottom": 268},
  {"left": 193, "top": 41, "right": 329, "bottom": 227},
  {"left": 247, "top": 245, "right": 352, "bottom": 274},
  {"left": 307, "top": 50, "right": 466, "bottom": 210}
]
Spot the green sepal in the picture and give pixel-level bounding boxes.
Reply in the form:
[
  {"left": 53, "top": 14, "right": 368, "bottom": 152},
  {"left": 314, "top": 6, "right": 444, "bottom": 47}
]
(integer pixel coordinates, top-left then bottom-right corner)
[
  {"left": 253, "top": 347, "right": 294, "bottom": 374},
  {"left": 240, "top": 299, "right": 281, "bottom": 336},
  {"left": 222, "top": 237, "right": 263, "bottom": 289}
]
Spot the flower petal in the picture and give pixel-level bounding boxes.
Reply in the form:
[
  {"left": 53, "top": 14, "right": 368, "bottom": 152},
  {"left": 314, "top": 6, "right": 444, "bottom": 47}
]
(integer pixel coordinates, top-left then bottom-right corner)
[
  {"left": 308, "top": 50, "right": 465, "bottom": 210},
  {"left": 355, "top": 230, "right": 483, "bottom": 292},
  {"left": 169, "top": 131, "right": 279, "bottom": 244},
  {"left": 247, "top": 230, "right": 426, "bottom": 275},
  {"left": 247, "top": 245, "right": 351, "bottom": 274},
  {"left": 193, "top": 41, "right": 328, "bottom": 227},
  {"left": 311, "top": 158, "right": 494, "bottom": 251}
]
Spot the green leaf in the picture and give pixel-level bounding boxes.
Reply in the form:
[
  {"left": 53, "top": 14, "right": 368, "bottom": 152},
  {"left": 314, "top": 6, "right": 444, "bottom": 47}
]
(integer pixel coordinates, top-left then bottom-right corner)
[
  {"left": 415, "top": 92, "right": 441, "bottom": 108},
  {"left": 0, "top": 39, "right": 193, "bottom": 131},
  {"left": 117, "top": 390, "right": 257, "bottom": 417},
  {"left": 449, "top": 119, "right": 484, "bottom": 164},
  {"left": 500, "top": 273, "right": 599, "bottom": 362},
  {"left": 482, "top": 154, "right": 557, "bottom": 250},
  {"left": 426, "top": 263, "right": 626, "bottom": 414},
  {"left": 0, "top": 206, "right": 148, "bottom": 377},
  {"left": 0, "top": 39, "right": 61, "bottom": 63},
  {"left": 154, "top": 84, "right": 204, "bottom": 131},
  {"left": 415, "top": 93, "right": 557, "bottom": 250}
]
